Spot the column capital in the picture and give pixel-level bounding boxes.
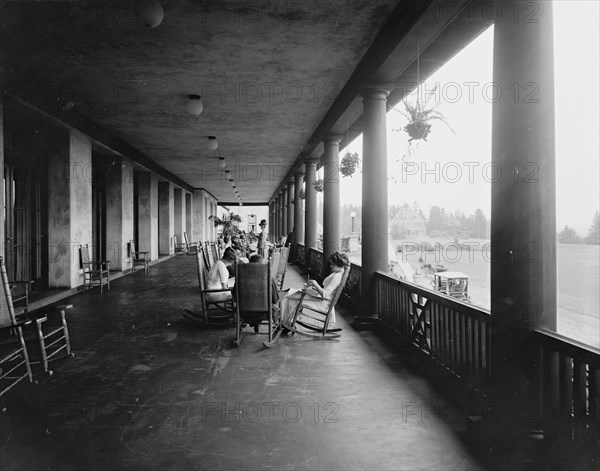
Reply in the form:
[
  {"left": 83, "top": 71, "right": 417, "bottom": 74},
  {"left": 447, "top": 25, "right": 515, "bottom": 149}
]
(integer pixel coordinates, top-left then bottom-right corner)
[
  {"left": 361, "top": 84, "right": 394, "bottom": 100},
  {"left": 304, "top": 158, "right": 319, "bottom": 169},
  {"left": 282, "top": 184, "right": 288, "bottom": 190},
  {"left": 294, "top": 170, "right": 305, "bottom": 178},
  {"left": 323, "top": 134, "right": 343, "bottom": 145}
]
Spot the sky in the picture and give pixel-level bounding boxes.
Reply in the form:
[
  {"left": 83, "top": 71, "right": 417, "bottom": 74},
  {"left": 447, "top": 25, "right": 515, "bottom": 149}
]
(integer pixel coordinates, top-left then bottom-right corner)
[{"left": 339, "top": 0, "right": 599, "bottom": 235}]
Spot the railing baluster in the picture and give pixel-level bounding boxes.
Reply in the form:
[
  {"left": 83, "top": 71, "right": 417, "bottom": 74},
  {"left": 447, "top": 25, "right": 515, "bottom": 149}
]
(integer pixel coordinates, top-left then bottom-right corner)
[
  {"left": 572, "top": 359, "right": 587, "bottom": 441},
  {"left": 558, "top": 353, "right": 574, "bottom": 440}
]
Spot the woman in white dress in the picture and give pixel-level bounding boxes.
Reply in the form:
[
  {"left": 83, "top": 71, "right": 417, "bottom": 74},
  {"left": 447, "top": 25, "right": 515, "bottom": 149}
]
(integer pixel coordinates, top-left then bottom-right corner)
[
  {"left": 206, "top": 247, "right": 237, "bottom": 302},
  {"left": 280, "top": 252, "right": 349, "bottom": 329}
]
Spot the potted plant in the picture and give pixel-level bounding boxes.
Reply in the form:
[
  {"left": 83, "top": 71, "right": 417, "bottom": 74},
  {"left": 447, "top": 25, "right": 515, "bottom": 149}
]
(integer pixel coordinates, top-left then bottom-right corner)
[
  {"left": 313, "top": 179, "right": 324, "bottom": 192},
  {"left": 209, "top": 211, "right": 242, "bottom": 239},
  {"left": 298, "top": 189, "right": 305, "bottom": 200},
  {"left": 340, "top": 152, "right": 360, "bottom": 177}
]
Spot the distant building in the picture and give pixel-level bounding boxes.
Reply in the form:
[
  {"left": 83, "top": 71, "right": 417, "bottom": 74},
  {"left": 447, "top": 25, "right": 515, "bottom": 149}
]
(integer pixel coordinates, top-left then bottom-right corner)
[
  {"left": 247, "top": 214, "right": 257, "bottom": 233},
  {"left": 390, "top": 204, "right": 427, "bottom": 237}
]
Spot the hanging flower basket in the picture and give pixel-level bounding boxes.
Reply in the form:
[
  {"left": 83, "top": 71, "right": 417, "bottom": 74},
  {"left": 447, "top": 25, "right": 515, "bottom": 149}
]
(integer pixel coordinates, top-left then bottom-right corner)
[
  {"left": 313, "top": 179, "right": 324, "bottom": 192},
  {"left": 298, "top": 189, "right": 305, "bottom": 200},
  {"left": 404, "top": 121, "right": 432, "bottom": 141},
  {"left": 340, "top": 152, "right": 360, "bottom": 177}
]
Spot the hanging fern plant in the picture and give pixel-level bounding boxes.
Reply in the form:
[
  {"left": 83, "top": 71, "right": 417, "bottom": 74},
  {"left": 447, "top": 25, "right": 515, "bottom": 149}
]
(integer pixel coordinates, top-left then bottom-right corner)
[
  {"left": 340, "top": 152, "right": 360, "bottom": 177},
  {"left": 313, "top": 179, "right": 324, "bottom": 192},
  {"left": 399, "top": 88, "right": 453, "bottom": 142},
  {"left": 298, "top": 189, "right": 305, "bottom": 199}
]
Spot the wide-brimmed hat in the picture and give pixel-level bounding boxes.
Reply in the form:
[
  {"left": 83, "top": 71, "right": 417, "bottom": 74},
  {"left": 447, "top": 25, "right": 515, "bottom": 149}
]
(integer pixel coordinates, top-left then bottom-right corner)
[{"left": 259, "top": 219, "right": 267, "bottom": 226}]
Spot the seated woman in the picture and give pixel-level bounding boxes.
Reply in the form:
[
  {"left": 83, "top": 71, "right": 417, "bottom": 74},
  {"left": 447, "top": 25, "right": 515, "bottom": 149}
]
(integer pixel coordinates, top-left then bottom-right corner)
[
  {"left": 280, "top": 251, "right": 349, "bottom": 329},
  {"left": 206, "top": 246, "right": 237, "bottom": 302}
]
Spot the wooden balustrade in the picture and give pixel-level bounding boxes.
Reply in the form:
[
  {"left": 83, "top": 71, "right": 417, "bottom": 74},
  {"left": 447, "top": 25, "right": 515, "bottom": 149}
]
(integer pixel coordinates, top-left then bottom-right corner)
[
  {"left": 374, "top": 270, "right": 492, "bottom": 391},
  {"left": 532, "top": 329, "right": 600, "bottom": 444}
]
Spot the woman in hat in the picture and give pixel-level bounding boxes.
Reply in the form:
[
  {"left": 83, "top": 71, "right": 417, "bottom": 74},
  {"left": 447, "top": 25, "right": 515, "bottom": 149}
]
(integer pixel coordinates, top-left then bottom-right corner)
[{"left": 257, "top": 219, "right": 268, "bottom": 257}]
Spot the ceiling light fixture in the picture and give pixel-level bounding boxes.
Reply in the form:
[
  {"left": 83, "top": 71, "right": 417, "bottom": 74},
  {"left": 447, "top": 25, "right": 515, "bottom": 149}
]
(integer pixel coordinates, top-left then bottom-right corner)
[
  {"left": 186, "top": 94, "right": 203, "bottom": 115},
  {"left": 134, "top": 0, "right": 164, "bottom": 28},
  {"left": 217, "top": 157, "right": 226, "bottom": 170},
  {"left": 207, "top": 136, "right": 218, "bottom": 151}
]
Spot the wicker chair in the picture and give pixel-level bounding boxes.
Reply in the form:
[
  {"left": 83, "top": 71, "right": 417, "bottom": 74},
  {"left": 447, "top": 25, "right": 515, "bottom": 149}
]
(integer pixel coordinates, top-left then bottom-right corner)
[
  {"left": 234, "top": 260, "right": 282, "bottom": 348},
  {"left": 80, "top": 244, "right": 110, "bottom": 293},
  {"left": 129, "top": 240, "right": 150, "bottom": 275},
  {"left": 0, "top": 257, "right": 33, "bottom": 397},
  {"left": 284, "top": 266, "right": 350, "bottom": 340},
  {"left": 182, "top": 248, "right": 234, "bottom": 325}
]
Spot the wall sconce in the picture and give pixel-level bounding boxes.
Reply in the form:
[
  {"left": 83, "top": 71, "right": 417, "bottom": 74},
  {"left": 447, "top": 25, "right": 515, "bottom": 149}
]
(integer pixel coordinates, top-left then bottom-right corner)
[
  {"left": 134, "top": 0, "right": 164, "bottom": 28},
  {"left": 217, "top": 157, "right": 226, "bottom": 170},
  {"left": 186, "top": 94, "right": 203, "bottom": 115},
  {"left": 207, "top": 136, "right": 218, "bottom": 151}
]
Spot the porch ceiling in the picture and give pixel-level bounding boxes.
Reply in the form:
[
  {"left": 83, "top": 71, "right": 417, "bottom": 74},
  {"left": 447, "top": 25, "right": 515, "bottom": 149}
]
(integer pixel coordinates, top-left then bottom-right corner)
[
  {"left": 1, "top": 1, "right": 489, "bottom": 204},
  {"left": 0, "top": 0, "right": 399, "bottom": 201}
]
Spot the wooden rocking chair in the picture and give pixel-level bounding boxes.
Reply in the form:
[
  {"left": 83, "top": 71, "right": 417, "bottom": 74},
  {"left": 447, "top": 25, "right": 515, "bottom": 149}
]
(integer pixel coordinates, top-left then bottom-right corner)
[
  {"left": 174, "top": 235, "right": 187, "bottom": 255},
  {"left": 0, "top": 257, "right": 33, "bottom": 397},
  {"left": 129, "top": 240, "right": 150, "bottom": 275},
  {"left": 283, "top": 266, "right": 350, "bottom": 340},
  {"left": 80, "top": 244, "right": 110, "bottom": 293},
  {"left": 1, "top": 257, "right": 73, "bottom": 376},
  {"left": 182, "top": 247, "right": 234, "bottom": 325},
  {"left": 274, "top": 245, "right": 290, "bottom": 291},
  {"left": 234, "top": 260, "right": 282, "bottom": 348},
  {"left": 184, "top": 233, "right": 199, "bottom": 255}
]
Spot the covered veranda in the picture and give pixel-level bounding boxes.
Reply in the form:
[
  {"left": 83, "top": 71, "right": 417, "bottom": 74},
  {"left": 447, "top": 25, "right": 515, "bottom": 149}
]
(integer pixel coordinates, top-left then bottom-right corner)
[
  {"left": 1, "top": 0, "right": 599, "bottom": 469},
  {"left": 0, "top": 256, "right": 571, "bottom": 470}
]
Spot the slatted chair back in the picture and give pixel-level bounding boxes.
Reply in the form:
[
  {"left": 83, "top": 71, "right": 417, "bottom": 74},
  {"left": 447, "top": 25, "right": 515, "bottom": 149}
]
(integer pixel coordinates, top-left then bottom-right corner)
[
  {"left": 0, "top": 256, "right": 33, "bottom": 396},
  {"left": 195, "top": 248, "right": 209, "bottom": 291},
  {"left": 0, "top": 257, "right": 17, "bottom": 328},
  {"left": 326, "top": 266, "right": 351, "bottom": 315},
  {"left": 184, "top": 233, "right": 198, "bottom": 254},
  {"left": 80, "top": 243, "right": 91, "bottom": 268},
  {"left": 274, "top": 246, "right": 290, "bottom": 289},
  {"left": 205, "top": 242, "right": 219, "bottom": 267},
  {"left": 270, "top": 249, "right": 281, "bottom": 274}
]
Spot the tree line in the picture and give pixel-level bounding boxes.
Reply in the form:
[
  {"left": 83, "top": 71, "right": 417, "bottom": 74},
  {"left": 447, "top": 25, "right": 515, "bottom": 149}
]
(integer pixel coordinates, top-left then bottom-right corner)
[{"left": 558, "top": 211, "right": 600, "bottom": 245}]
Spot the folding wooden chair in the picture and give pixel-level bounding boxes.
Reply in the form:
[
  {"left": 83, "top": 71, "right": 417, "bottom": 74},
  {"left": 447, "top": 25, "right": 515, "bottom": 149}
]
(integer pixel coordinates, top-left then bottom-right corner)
[
  {"left": 129, "top": 240, "right": 150, "bottom": 275},
  {"left": 283, "top": 266, "right": 350, "bottom": 340},
  {"left": 80, "top": 244, "right": 110, "bottom": 293},
  {"left": 234, "top": 260, "right": 282, "bottom": 348},
  {"left": 0, "top": 257, "right": 33, "bottom": 397},
  {"left": 182, "top": 247, "right": 234, "bottom": 325}
]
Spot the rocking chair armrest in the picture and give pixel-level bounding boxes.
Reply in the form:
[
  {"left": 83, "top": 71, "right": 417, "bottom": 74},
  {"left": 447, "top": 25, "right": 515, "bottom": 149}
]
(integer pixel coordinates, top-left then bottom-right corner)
[
  {"left": 1, "top": 318, "right": 32, "bottom": 329},
  {"left": 134, "top": 251, "right": 149, "bottom": 256},
  {"left": 83, "top": 260, "right": 110, "bottom": 267},
  {"left": 9, "top": 280, "right": 34, "bottom": 286}
]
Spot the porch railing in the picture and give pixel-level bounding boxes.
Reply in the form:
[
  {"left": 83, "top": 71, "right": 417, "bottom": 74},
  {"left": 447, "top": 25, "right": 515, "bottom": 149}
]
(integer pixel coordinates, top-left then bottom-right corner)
[
  {"left": 374, "top": 270, "right": 492, "bottom": 391},
  {"left": 532, "top": 329, "right": 600, "bottom": 443},
  {"left": 293, "top": 243, "right": 600, "bottom": 444}
]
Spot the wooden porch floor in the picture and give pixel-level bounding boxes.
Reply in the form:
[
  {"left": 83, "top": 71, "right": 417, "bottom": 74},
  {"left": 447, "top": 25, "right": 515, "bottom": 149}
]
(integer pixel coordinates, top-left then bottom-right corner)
[{"left": 0, "top": 256, "right": 566, "bottom": 470}]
